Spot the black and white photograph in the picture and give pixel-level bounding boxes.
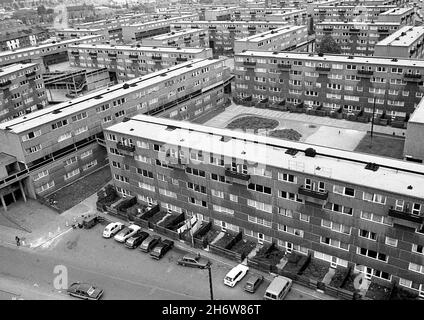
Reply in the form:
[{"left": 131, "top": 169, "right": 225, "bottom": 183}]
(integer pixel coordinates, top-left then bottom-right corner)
[{"left": 0, "top": 0, "right": 422, "bottom": 314}]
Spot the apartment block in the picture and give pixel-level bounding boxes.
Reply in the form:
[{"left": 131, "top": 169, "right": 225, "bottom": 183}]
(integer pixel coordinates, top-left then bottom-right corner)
[
  {"left": 234, "top": 25, "right": 310, "bottom": 53},
  {"left": 232, "top": 7, "right": 299, "bottom": 21},
  {"left": 234, "top": 51, "right": 424, "bottom": 121},
  {"left": 265, "top": 9, "right": 309, "bottom": 25},
  {"left": 122, "top": 15, "right": 198, "bottom": 43},
  {"left": 68, "top": 43, "right": 213, "bottom": 81},
  {"left": 315, "top": 21, "right": 401, "bottom": 56},
  {"left": 313, "top": 5, "right": 397, "bottom": 22},
  {"left": 171, "top": 21, "right": 289, "bottom": 56},
  {"left": 0, "top": 27, "right": 50, "bottom": 52},
  {"left": 404, "top": 98, "right": 424, "bottom": 163},
  {"left": 141, "top": 29, "right": 209, "bottom": 48},
  {"left": 0, "top": 35, "right": 105, "bottom": 72},
  {"left": 104, "top": 114, "right": 424, "bottom": 296},
  {"left": 54, "top": 28, "right": 110, "bottom": 41},
  {"left": 202, "top": 7, "right": 236, "bottom": 20},
  {"left": 377, "top": 7, "right": 415, "bottom": 24},
  {"left": 0, "top": 63, "right": 47, "bottom": 123},
  {"left": 374, "top": 26, "right": 424, "bottom": 59},
  {"left": 0, "top": 58, "right": 231, "bottom": 200}
]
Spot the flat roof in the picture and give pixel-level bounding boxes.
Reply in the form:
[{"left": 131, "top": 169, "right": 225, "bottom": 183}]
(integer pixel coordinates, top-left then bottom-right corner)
[
  {"left": 376, "top": 26, "right": 424, "bottom": 47},
  {"left": 0, "top": 58, "right": 222, "bottom": 134},
  {"left": 147, "top": 29, "right": 207, "bottom": 40},
  {"left": 0, "top": 35, "right": 103, "bottom": 58},
  {"left": 409, "top": 97, "right": 424, "bottom": 123},
  {"left": 105, "top": 114, "right": 424, "bottom": 199},
  {"left": 173, "top": 20, "right": 290, "bottom": 25},
  {"left": 237, "top": 50, "right": 424, "bottom": 67},
  {"left": 317, "top": 21, "right": 401, "bottom": 26},
  {"left": 0, "top": 63, "right": 38, "bottom": 76},
  {"left": 70, "top": 43, "right": 210, "bottom": 54},
  {"left": 380, "top": 7, "right": 414, "bottom": 15},
  {"left": 236, "top": 26, "right": 306, "bottom": 43},
  {"left": 127, "top": 15, "right": 196, "bottom": 27},
  {"left": 55, "top": 28, "right": 103, "bottom": 33}
]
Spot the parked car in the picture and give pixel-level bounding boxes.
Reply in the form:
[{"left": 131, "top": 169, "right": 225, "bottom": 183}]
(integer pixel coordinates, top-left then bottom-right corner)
[
  {"left": 114, "top": 224, "right": 141, "bottom": 243},
  {"left": 139, "top": 235, "right": 161, "bottom": 252},
  {"left": 177, "top": 253, "right": 210, "bottom": 269},
  {"left": 67, "top": 282, "right": 103, "bottom": 300},
  {"left": 102, "top": 222, "right": 124, "bottom": 238},
  {"left": 244, "top": 274, "right": 264, "bottom": 293},
  {"left": 150, "top": 239, "right": 174, "bottom": 259},
  {"left": 224, "top": 264, "right": 249, "bottom": 287},
  {"left": 82, "top": 215, "right": 101, "bottom": 229},
  {"left": 263, "top": 276, "right": 292, "bottom": 300},
  {"left": 125, "top": 231, "right": 149, "bottom": 249}
]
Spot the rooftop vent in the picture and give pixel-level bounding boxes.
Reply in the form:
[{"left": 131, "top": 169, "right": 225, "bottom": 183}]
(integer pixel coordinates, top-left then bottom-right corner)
[
  {"left": 305, "top": 148, "right": 316, "bottom": 157},
  {"left": 392, "top": 58, "right": 398, "bottom": 62},
  {"left": 94, "top": 95, "right": 103, "bottom": 99},
  {"left": 347, "top": 55, "right": 354, "bottom": 59},
  {"left": 318, "top": 53, "right": 324, "bottom": 57},
  {"left": 407, "top": 185, "right": 413, "bottom": 190},
  {"left": 52, "top": 109, "right": 62, "bottom": 114},
  {"left": 285, "top": 149, "right": 298, "bottom": 156},
  {"left": 123, "top": 83, "right": 130, "bottom": 89},
  {"left": 365, "top": 162, "right": 379, "bottom": 171},
  {"left": 122, "top": 117, "right": 130, "bottom": 122}
]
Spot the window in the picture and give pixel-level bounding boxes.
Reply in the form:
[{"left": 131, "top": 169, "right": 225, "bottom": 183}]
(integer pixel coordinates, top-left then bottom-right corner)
[
  {"left": 278, "top": 172, "right": 296, "bottom": 183},
  {"left": 363, "top": 192, "right": 386, "bottom": 204},
  {"left": 333, "top": 185, "right": 355, "bottom": 197},
  {"left": 299, "top": 213, "right": 310, "bottom": 222},
  {"left": 51, "top": 119, "right": 68, "bottom": 130},
  {"left": 135, "top": 155, "right": 150, "bottom": 163},
  {"left": 321, "top": 237, "right": 350, "bottom": 251},
  {"left": 33, "top": 169, "right": 49, "bottom": 181},
  {"left": 248, "top": 183, "right": 272, "bottom": 195},
  {"left": 57, "top": 132, "right": 72, "bottom": 142},
  {"left": 137, "top": 141, "right": 149, "bottom": 149},
  {"left": 72, "top": 112, "right": 87, "bottom": 122},
  {"left": 189, "top": 197, "right": 207, "bottom": 207},
  {"left": 26, "top": 144, "right": 42, "bottom": 154},
  {"left": 65, "top": 156, "right": 77, "bottom": 166},
  {"left": 22, "top": 130, "right": 41, "bottom": 142},
  {"left": 321, "top": 219, "right": 351, "bottom": 234},
  {"left": 385, "top": 237, "right": 398, "bottom": 247},
  {"left": 187, "top": 182, "right": 206, "bottom": 194},
  {"left": 137, "top": 168, "right": 153, "bottom": 179},
  {"left": 408, "top": 263, "right": 424, "bottom": 274},
  {"left": 80, "top": 150, "right": 92, "bottom": 159},
  {"left": 323, "top": 202, "right": 353, "bottom": 215},
  {"left": 247, "top": 199, "right": 273, "bottom": 213},
  {"left": 159, "top": 188, "right": 177, "bottom": 198},
  {"left": 278, "top": 208, "right": 293, "bottom": 218},
  {"left": 212, "top": 205, "right": 234, "bottom": 214},
  {"left": 278, "top": 224, "right": 304, "bottom": 237},
  {"left": 138, "top": 182, "right": 155, "bottom": 192},
  {"left": 358, "top": 247, "right": 388, "bottom": 262},
  {"left": 360, "top": 211, "right": 392, "bottom": 225},
  {"left": 211, "top": 189, "right": 224, "bottom": 198},
  {"left": 279, "top": 190, "right": 303, "bottom": 203},
  {"left": 248, "top": 215, "right": 272, "bottom": 228},
  {"left": 229, "top": 194, "right": 238, "bottom": 202},
  {"left": 64, "top": 168, "right": 80, "bottom": 180},
  {"left": 359, "top": 229, "right": 377, "bottom": 241},
  {"left": 185, "top": 167, "right": 206, "bottom": 177},
  {"left": 83, "top": 160, "right": 97, "bottom": 170},
  {"left": 412, "top": 244, "right": 424, "bottom": 255}
]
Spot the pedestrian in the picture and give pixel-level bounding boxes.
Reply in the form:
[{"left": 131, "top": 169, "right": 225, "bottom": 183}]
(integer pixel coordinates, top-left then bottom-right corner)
[
  {"left": 338, "top": 130, "right": 341, "bottom": 135},
  {"left": 15, "top": 236, "right": 20, "bottom": 246}
]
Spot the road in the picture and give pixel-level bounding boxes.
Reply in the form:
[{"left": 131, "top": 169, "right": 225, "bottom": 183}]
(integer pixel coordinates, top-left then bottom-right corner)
[{"left": 0, "top": 224, "right": 324, "bottom": 300}]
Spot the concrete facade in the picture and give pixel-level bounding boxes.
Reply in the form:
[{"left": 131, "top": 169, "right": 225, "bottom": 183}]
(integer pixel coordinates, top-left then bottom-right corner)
[
  {"left": 374, "top": 26, "right": 424, "bottom": 59},
  {"left": 141, "top": 29, "right": 209, "bottom": 48}
]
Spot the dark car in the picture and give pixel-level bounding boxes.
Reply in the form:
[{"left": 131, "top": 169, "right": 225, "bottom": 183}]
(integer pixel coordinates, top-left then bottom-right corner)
[
  {"left": 67, "top": 282, "right": 103, "bottom": 300},
  {"left": 139, "top": 235, "right": 161, "bottom": 252},
  {"left": 150, "top": 239, "right": 174, "bottom": 259},
  {"left": 177, "top": 253, "right": 211, "bottom": 269},
  {"left": 125, "top": 231, "right": 149, "bottom": 249},
  {"left": 244, "top": 274, "right": 264, "bottom": 293}
]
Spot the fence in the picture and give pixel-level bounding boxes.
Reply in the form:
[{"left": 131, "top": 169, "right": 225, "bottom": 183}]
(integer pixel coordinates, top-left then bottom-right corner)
[
  {"left": 224, "top": 231, "right": 242, "bottom": 250},
  {"left": 209, "top": 243, "right": 246, "bottom": 263},
  {"left": 193, "top": 221, "right": 212, "bottom": 239}
]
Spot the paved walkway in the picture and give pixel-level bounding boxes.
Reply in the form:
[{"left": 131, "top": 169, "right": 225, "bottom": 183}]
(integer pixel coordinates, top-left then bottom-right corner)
[{"left": 204, "top": 104, "right": 406, "bottom": 136}]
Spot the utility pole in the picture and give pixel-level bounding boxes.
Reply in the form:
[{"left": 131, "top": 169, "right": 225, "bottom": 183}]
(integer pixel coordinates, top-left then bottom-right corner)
[{"left": 208, "top": 264, "right": 214, "bottom": 300}]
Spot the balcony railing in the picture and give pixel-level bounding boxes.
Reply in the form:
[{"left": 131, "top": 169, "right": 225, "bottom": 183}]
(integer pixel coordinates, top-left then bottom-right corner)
[
  {"left": 349, "top": 28, "right": 359, "bottom": 33},
  {"left": 176, "top": 57, "right": 188, "bottom": 62},
  {"left": 225, "top": 169, "right": 251, "bottom": 184},
  {"left": 388, "top": 207, "right": 424, "bottom": 224},
  {"left": 108, "top": 53, "right": 117, "bottom": 58},
  {"left": 315, "top": 66, "right": 331, "bottom": 72},
  {"left": 167, "top": 40, "right": 176, "bottom": 45},
  {"left": 25, "top": 71, "right": 36, "bottom": 78},
  {"left": 70, "top": 51, "right": 79, "bottom": 55},
  {"left": 298, "top": 186, "right": 329, "bottom": 200},
  {"left": 116, "top": 142, "right": 135, "bottom": 153},
  {"left": 129, "top": 54, "right": 138, "bottom": 59},
  {"left": 278, "top": 64, "right": 291, "bottom": 69},
  {"left": 404, "top": 73, "right": 422, "bottom": 79},
  {"left": 0, "top": 80, "right": 11, "bottom": 88},
  {"left": 89, "top": 52, "right": 98, "bottom": 56},
  {"left": 358, "top": 70, "right": 373, "bottom": 76},
  {"left": 151, "top": 55, "right": 162, "bottom": 60},
  {"left": 243, "top": 61, "right": 256, "bottom": 66}
]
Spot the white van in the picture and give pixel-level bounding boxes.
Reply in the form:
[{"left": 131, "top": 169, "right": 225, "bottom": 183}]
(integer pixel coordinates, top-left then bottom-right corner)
[
  {"left": 224, "top": 264, "right": 249, "bottom": 287},
  {"left": 263, "top": 276, "right": 292, "bottom": 300}
]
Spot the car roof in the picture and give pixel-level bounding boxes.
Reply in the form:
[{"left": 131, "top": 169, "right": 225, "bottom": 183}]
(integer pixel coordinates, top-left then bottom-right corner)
[
  {"left": 226, "top": 264, "right": 249, "bottom": 277},
  {"left": 246, "top": 274, "right": 262, "bottom": 282}
]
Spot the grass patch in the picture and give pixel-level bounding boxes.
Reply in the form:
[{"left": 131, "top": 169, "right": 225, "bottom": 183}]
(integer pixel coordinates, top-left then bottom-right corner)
[
  {"left": 269, "top": 129, "right": 302, "bottom": 141},
  {"left": 231, "top": 239, "right": 256, "bottom": 256},
  {"left": 213, "top": 231, "right": 236, "bottom": 248},
  {"left": 226, "top": 116, "right": 279, "bottom": 131},
  {"left": 301, "top": 259, "right": 329, "bottom": 281},
  {"left": 282, "top": 253, "right": 307, "bottom": 274},
  {"left": 203, "top": 228, "right": 222, "bottom": 244},
  {"left": 329, "top": 268, "right": 348, "bottom": 288},
  {"left": 354, "top": 134, "right": 405, "bottom": 159},
  {"left": 47, "top": 166, "right": 111, "bottom": 213},
  {"left": 254, "top": 244, "right": 285, "bottom": 265},
  {"left": 365, "top": 282, "right": 391, "bottom": 300}
]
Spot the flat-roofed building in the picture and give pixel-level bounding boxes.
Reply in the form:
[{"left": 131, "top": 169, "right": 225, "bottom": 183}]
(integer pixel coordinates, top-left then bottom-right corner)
[
  {"left": 68, "top": 44, "right": 213, "bottom": 81},
  {"left": 232, "top": 7, "right": 299, "bottom": 21},
  {"left": 104, "top": 114, "right": 424, "bottom": 297},
  {"left": 171, "top": 21, "right": 289, "bottom": 56},
  {"left": 141, "top": 29, "right": 209, "bottom": 48},
  {"left": 0, "top": 27, "right": 50, "bottom": 52},
  {"left": 122, "top": 15, "right": 198, "bottom": 43},
  {"left": 404, "top": 97, "right": 424, "bottom": 163},
  {"left": 265, "top": 9, "right": 309, "bottom": 25},
  {"left": 313, "top": 5, "right": 397, "bottom": 22},
  {"left": 234, "top": 25, "right": 310, "bottom": 53},
  {"left": 374, "top": 26, "right": 424, "bottom": 59},
  {"left": 0, "top": 35, "right": 106, "bottom": 72},
  {"left": 377, "top": 6, "right": 415, "bottom": 24},
  {"left": 234, "top": 50, "right": 424, "bottom": 123},
  {"left": 54, "top": 28, "right": 110, "bottom": 41},
  {"left": 0, "top": 63, "right": 47, "bottom": 123},
  {"left": 203, "top": 7, "right": 236, "bottom": 21},
  {"left": 316, "top": 21, "right": 401, "bottom": 56},
  {"left": 0, "top": 58, "right": 232, "bottom": 199}
]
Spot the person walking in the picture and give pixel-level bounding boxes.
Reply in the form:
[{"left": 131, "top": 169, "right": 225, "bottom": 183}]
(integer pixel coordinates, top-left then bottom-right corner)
[{"left": 15, "top": 236, "right": 20, "bottom": 246}]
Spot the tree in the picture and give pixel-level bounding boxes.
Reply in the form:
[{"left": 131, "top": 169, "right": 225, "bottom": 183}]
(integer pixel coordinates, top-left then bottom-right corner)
[
  {"left": 37, "top": 5, "right": 47, "bottom": 15},
  {"left": 316, "top": 35, "right": 342, "bottom": 55}
]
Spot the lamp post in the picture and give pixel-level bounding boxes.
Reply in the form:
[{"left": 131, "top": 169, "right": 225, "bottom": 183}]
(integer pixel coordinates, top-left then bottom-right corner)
[{"left": 207, "top": 264, "right": 214, "bottom": 300}]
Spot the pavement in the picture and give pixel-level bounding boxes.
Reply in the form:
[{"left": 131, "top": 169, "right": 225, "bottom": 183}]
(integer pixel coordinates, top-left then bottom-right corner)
[{"left": 203, "top": 104, "right": 406, "bottom": 138}]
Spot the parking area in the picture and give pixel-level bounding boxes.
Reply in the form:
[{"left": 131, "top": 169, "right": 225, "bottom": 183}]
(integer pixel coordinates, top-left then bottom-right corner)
[{"left": 34, "top": 221, "right": 318, "bottom": 300}]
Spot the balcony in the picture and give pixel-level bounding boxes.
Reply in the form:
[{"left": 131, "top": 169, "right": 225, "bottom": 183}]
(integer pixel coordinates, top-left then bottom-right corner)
[
  {"left": 243, "top": 61, "right": 256, "bottom": 67},
  {"left": 184, "top": 37, "right": 192, "bottom": 41},
  {"left": 358, "top": 69, "right": 374, "bottom": 77},
  {"left": 199, "top": 33, "right": 206, "bottom": 38},
  {"left": 315, "top": 66, "right": 331, "bottom": 72},
  {"left": 116, "top": 142, "right": 135, "bottom": 154},
  {"left": 298, "top": 185, "right": 329, "bottom": 204},
  {"left": 108, "top": 53, "right": 117, "bottom": 58},
  {"left": 166, "top": 157, "right": 187, "bottom": 170},
  {"left": 278, "top": 64, "right": 291, "bottom": 70},
  {"left": 89, "top": 52, "right": 98, "bottom": 56},
  {"left": 349, "top": 28, "right": 359, "bottom": 33},
  {"left": 70, "top": 50, "right": 79, "bottom": 55},
  {"left": 129, "top": 54, "right": 138, "bottom": 59},
  {"left": 388, "top": 207, "right": 424, "bottom": 228},
  {"left": 404, "top": 73, "right": 422, "bottom": 82},
  {"left": 176, "top": 57, "right": 188, "bottom": 62},
  {"left": 225, "top": 169, "right": 251, "bottom": 185},
  {"left": 25, "top": 71, "right": 36, "bottom": 78},
  {"left": 151, "top": 55, "right": 162, "bottom": 60},
  {"left": 0, "top": 80, "right": 11, "bottom": 88},
  {"left": 167, "top": 40, "right": 176, "bottom": 45},
  {"left": 323, "top": 27, "right": 333, "bottom": 32},
  {"left": 377, "top": 28, "right": 389, "bottom": 33}
]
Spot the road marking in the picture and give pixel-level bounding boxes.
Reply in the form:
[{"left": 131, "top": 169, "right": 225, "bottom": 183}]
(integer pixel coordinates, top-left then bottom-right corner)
[{"left": 67, "top": 263, "right": 202, "bottom": 300}]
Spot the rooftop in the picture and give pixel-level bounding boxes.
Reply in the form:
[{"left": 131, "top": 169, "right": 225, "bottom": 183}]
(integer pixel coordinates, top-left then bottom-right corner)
[
  {"left": 70, "top": 43, "right": 210, "bottom": 54},
  {"left": 236, "top": 25, "right": 306, "bottom": 43},
  {"left": 0, "top": 63, "right": 38, "bottom": 77},
  {"left": 379, "top": 6, "right": 414, "bottom": 15},
  {"left": 173, "top": 20, "right": 290, "bottom": 25},
  {"left": 317, "top": 21, "right": 401, "bottom": 26},
  {"left": 147, "top": 29, "right": 207, "bottom": 40},
  {"left": 236, "top": 50, "right": 424, "bottom": 67},
  {"left": 375, "top": 26, "right": 424, "bottom": 47},
  {"left": 127, "top": 15, "right": 196, "bottom": 28},
  {"left": 409, "top": 97, "right": 424, "bottom": 124},
  {"left": 105, "top": 114, "right": 424, "bottom": 199},
  {"left": 0, "top": 35, "right": 103, "bottom": 59},
  {"left": 0, "top": 58, "right": 222, "bottom": 134}
]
